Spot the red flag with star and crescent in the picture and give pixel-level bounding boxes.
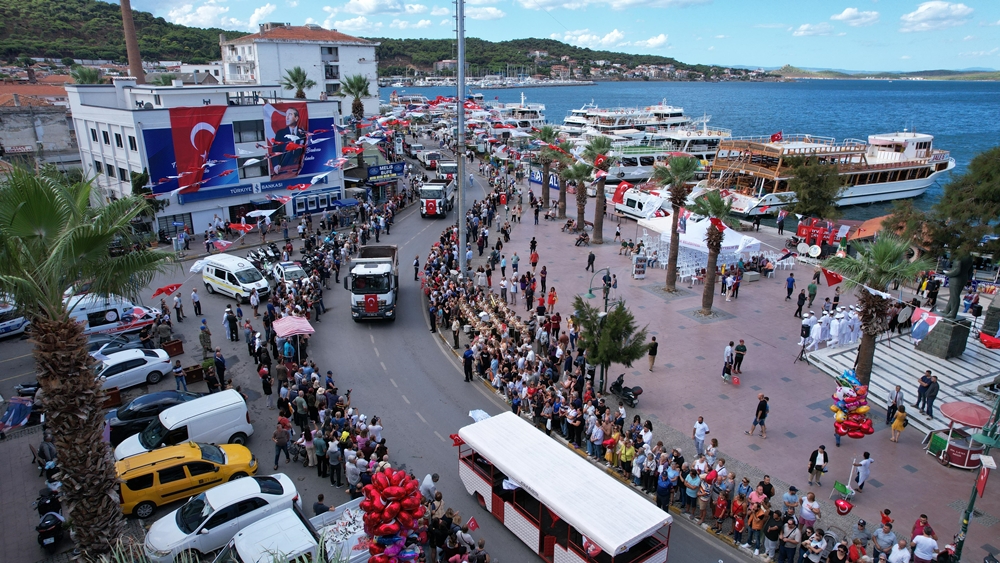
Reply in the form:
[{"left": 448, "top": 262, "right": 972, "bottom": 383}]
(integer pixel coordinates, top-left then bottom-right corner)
[
  {"left": 168, "top": 106, "right": 228, "bottom": 193},
  {"left": 770, "top": 131, "right": 783, "bottom": 142},
  {"left": 821, "top": 268, "right": 843, "bottom": 286},
  {"left": 709, "top": 217, "right": 727, "bottom": 232},
  {"left": 593, "top": 154, "right": 608, "bottom": 169},
  {"left": 364, "top": 294, "right": 379, "bottom": 313},
  {"left": 612, "top": 181, "right": 632, "bottom": 204}
]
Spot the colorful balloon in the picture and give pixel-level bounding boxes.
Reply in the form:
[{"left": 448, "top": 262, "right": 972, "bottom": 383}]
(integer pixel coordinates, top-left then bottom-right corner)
[{"left": 835, "top": 498, "right": 853, "bottom": 515}]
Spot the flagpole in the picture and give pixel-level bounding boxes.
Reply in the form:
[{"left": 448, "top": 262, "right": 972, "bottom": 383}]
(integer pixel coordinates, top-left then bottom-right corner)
[{"left": 456, "top": 0, "right": 468, "bottom": 280}]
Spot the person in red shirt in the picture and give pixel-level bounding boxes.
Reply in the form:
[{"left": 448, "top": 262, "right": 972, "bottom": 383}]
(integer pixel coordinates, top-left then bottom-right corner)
[
  {"left": 910, "top": 514, "right": 936, "bottom": 541},
  {"left": 530, "top": 251, "right": 539, "bottom": 271}
]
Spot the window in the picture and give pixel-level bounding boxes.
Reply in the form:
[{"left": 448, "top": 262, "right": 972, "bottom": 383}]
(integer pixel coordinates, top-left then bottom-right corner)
[
  {"left": 128, "top": 135, "right": 137, "bottom": 151},
  {"left": 163, "top": 426, "right": 190, "bottom": 446},
  {"left": 115, "top": 133, "right": 123, "bottom": 148},
  {"left": 325, "top": 83, "right": 341, "bottom": 96},
  {"left": 205, "top": 506, "right": 239, "bottom": 529},
  {"left": 158, "top": 466, "right": 187, "bottom": 484},
  {"left": 125, "top": 474, "right": 154, "bottom": 491},
  {"left": 105, "top": 163, "right": 113, "bottom": 177},
  {"left": 157, "top": 213, "right": 193, "bottom": 236},
  {"left": 154, "top": 94, "right": 161, "bottom": 105},
  {"left": 102, "top": 131, "right": 110, "bottom": 145},
  {"left": 90, "top": 128, "right": 98, "bottom": 142},
  {"left": 186, "top": 462, "right": 216, "bottom": 477},
  {"left": 322, "top": 46, "right": 339, "bottom": 59},
  {"left": 119, "top": 167, "right": 129, "bottom": 181},
  {"left": 236, "top": 498, "right": 269, "bottom": 516},
  {"left": 94, "top": 161, "right": 104, "bottom": 174},
  {"left": 233, "top": 120, "right": 266, "bottom": 143},
  {"left": 238, "top": 156, "right": 267, "bottom": 180},
  {"left": 214, "top": 70, "right": 219, "bottom": 76},
  {"left": 324, "top": 65, "right": 339, "bottom": 80}
]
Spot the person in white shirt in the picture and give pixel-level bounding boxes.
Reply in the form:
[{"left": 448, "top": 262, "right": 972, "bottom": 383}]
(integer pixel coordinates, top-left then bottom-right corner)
[
  {"left": 910, "top": 528, "right": 938, "bottom": 563},
  {"left": 888, "top": 539, "right": 911, "bottom": 563},
  {"left": 852, "top": 451, "right": 874, "bottom": 491},
  {"left": 692, "top": 416, "right": 710, "bottom": 456}
]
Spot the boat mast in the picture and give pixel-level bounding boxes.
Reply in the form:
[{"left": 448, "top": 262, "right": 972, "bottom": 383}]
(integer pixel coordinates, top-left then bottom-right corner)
[{"left": 456, "top": 0, "right": 468, "bottom": 278}]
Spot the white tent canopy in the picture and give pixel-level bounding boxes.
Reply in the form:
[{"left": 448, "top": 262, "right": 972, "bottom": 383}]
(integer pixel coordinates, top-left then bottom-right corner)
[
  {"left": 640, "top": 217, "right": 760, "bottom": 254},
  {"left": 637, "top": 217, "right": 673, "bottom": 237}
]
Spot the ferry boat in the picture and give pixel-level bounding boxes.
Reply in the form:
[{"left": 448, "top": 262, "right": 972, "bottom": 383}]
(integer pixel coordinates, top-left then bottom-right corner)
[
  {"left": 482, "top": 92, "right": 546, "bottom": 130},
  {"left": 699, "top": 131, "right": 955, "bottom": 216},
  {"left": 601, "top": 120, "right": 731, "bottom": 181},
  {"left": 559, "top": 99, "right": 691, "bottom": 137}
]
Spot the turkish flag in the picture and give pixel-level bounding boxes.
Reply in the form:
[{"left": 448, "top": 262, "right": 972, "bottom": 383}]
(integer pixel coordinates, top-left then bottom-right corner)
[
  {"left": 612, "top": 181, "right": 632, "bottom": 204},
  {"left": 151, "top": 283, "right": 183, "bottom": 298},
  {"left": 213, "top": 240, "right": 233, "bottom": 251},
  {"left": 466, "top": 517, "right": 479, "bottom": 532},
  {"left": 168, "top": 106, "right": 228, "bottom": 192},
  {"left": 581, "top": 535, "right": 602, "bottom": 557},
  {"left": 593, "top": 154, "right": 607, "bottom": 168},
  {"left": 822, "top": 268, "right": 843, "bottom": 286},
  {"left": 364, "top": 294, "right": 379, "bottom": 313},
  {"left": 709, "top": 217, "right": 727, "bottom": 232},
  {"left": 425, "top": 199, "right": 437, "bottom": 215},
  {"left": 229, "top": 223, "right": 255, "bottom": 233},
  {"left": 500, "top": 193, "right": 507, "bottom": 205},
  {"left": 770, "top": 131, "right": 783, "bottom": 142}
]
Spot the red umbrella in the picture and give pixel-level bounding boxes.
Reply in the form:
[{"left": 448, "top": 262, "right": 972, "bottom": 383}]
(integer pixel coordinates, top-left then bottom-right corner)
[{"left": 151, "top": 283, "right": 183, "bottom": 297}]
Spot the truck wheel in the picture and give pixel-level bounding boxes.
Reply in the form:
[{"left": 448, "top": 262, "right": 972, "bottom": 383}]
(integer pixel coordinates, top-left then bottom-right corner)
[{"left": 206, "top": 283, "right": 215, "bottom": 294}]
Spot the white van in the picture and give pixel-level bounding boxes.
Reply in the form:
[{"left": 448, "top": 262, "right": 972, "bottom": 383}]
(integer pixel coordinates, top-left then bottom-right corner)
[
  {"left": 0, "top": 295, "right": 29, "bottom": 338},
  {"left": 213, "top": 507, "right": 320, "bottom": 563},
  {"left": 114, "top": 389, "right": 254, "bottom": 460},
  {"left": 202, "top": 254, "right": 270, "bottom": 303},
  {"left": 65, "top": 294, "right": 157, "bottom": 336}
]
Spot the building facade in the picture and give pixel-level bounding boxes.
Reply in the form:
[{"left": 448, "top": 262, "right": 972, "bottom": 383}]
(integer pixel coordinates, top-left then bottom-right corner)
[
  {"left": 66, "top": 79, "right": 345, "bottom": 237},
  {"left": 0, "top": 102, "right": 80, "bottom": 172},
  {"left": 220, "top": 23, "right": 379, "bottom": 118}
]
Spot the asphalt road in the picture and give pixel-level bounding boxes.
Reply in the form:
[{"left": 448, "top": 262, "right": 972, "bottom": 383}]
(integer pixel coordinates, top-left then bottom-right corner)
[{"left": 0, "top": 150, "right": 753, "bottom": 563}]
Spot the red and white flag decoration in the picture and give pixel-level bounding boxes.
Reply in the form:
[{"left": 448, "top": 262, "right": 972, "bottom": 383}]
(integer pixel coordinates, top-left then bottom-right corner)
[
  {"left": 266, "top": 194, "right": 292, "bottom": 204},
  {"left": 229, "top": 223, "right": 255, "bottom": 234},
  {"left": 709, "top": 217, "right": 727, "bottom": 231},
  {"left": 612, "top": 181, "right": 632, "bottom": 204},
  {"left": 821, "top": 268, "right": 843, "bottom": 286},
  {"left": 466, "top": 517, "right": 479, "bottom": 532},
  {"left": 581, "top": 535, "right": 602, "bottom": 557},
  {"left": 168, "top": 105, "right": 228, "bottom": 193},
  {"left": 593, "top": 154, "right": 608, "bottom": 168},
  {"left": 770, "top": 131, "right": 783, "bottom": 142},
  {"left": 213, "top": 240, "right": 233, "bottom": 251}
]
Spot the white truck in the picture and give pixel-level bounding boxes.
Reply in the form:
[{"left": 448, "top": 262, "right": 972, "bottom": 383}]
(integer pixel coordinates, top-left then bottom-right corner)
[
  {"left": 419, "top": 177, "right": 455, "bottom": 218},
  {"left": 406, "top": 143, "right": 425, "bottom": 159},
  {"left": 436, "top": 160, "right": 458, "bottom": 180},
  {"left": 344, "top": 245, "right": 399, "bottom": 321},
  {"left": 418, "top": 149, "right": 442, "bottom": 170}
]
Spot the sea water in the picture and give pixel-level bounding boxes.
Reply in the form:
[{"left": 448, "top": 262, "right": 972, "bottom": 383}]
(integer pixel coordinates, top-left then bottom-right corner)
[{"left": 398, "top": 80, "right": 1000, "bottom": 219}]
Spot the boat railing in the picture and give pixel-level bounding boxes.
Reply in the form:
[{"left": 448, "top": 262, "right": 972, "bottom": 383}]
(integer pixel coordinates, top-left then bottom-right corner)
[{"left": 728, "top": 133, "right": 838, "bottom": 145}]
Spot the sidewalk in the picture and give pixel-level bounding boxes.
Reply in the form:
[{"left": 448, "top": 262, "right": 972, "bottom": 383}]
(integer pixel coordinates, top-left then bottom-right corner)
[{"left": 454, "top": 166, "right": 999, "bottom": 561}]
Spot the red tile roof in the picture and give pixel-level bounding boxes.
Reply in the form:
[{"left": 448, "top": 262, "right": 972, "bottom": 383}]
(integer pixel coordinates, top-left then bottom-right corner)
[
  {"left": 0, "top": 93, "right": 55, "bottom": 106},
  {"left": 0, "top": 84, "right": 68, "bottom": 98},
  {"left": 38, "top": 74, "right": 76, "bottom": 84},
  {"left": 226, "top": 25, "right": 373, "bottom": 45}
]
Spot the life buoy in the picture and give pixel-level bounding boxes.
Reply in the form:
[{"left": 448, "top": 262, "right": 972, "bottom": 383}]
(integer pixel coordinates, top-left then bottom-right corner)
[
  {"left": 617, "top": 172, "right": 625, "bottom": 179},
  {"left": 687, "top": 132, "right": 692, "bottom": 137}
]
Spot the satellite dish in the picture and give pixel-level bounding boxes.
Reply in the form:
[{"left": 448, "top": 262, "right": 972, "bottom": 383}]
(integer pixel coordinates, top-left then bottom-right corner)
[
  {"left": 809, "top": 245, "right": 822, "bottom": 258},
  {"left": 797, "top": 243, "right": 810, "bottom": 254},
  {"left": 143, "top": 102, "right": 153, "bottom": 110}
]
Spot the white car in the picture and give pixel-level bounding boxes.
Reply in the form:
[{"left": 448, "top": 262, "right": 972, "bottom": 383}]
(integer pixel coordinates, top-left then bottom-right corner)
[
  {"left": 270, "top": 261, "right": 310, "bottom": 290},
  {"left": 143, "top": 474, "right": 300, "bottom": 562},
  {"left": 94, "top": 349, "right": 172, "bottom": 390}
]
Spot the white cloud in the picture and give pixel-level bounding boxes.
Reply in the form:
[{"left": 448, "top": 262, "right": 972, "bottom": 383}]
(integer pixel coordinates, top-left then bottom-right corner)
[
  {"left": 901, "top": 55, "right": 911, "bottom": 59},
  {"left": 286, "top": 0, "right": 298, "bottom": 6},
  {"left": 405, "top": 3, "right": 428, "bottom": 13},
  {"left": 900, "top": 1, "right": 973, "bottom": 33},
  {"left": 830, "top": 7, "right": 879, "bottom": 27},
  {"left": 714, "top": 34, "right": 727, "bottom": 39},
  {"left": 248, "top": 3, "right": 278, "bottom": 30},
  {"left": 552, "top": 28, "right": 627, "bottom": 48},
  {"left": 440, "top": 19, "right": 450, "bottom": 26},
  {"left": 707, "top": 45, "right": 714, "bottom": 50},
  {"left": 467, "top": 6, "right": 506, "bottom": 19},
  {"left": 390, "top": 18, "right": 432, "bottom": 28},
  {"left": 343, "top": 0, "right": 403, "bottom": 15},
  {"left": 634, "top": 34, "right": 668, "bottom": 48},
  {"left": 167, "top": 0, "right": 231, "bottom": 27},
  {"left": 964, "top": 35, "right": 975, "bottom": 40},
  {"left": 431, "top": 6, "right": 450, "bottom": 15},
  {"left": 333, "top": 15, "right": 382, "bottom": 31},
  {"left": 322, "top": 5, "right": 339, "bottom": 28},
  {"left": 792, "top": 22, "right": 834, "bottom": 36},
  {"left": 959, "top": 47, "right": 999, "bottom": 56}
]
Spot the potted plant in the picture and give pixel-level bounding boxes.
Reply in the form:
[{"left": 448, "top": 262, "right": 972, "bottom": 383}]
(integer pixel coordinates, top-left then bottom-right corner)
[{"left": 182, "top": 363, "right": 204, "bottom": 384}]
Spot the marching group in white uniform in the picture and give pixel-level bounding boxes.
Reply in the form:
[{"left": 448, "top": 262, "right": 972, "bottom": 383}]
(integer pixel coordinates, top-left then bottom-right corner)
[{"left": 800, "top": 305, "right": 862, "bottom": 351}]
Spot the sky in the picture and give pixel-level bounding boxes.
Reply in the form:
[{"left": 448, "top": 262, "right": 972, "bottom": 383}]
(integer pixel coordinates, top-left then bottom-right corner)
[{"left": 125, "top": 0, "right": 1000, "bottom": 71}]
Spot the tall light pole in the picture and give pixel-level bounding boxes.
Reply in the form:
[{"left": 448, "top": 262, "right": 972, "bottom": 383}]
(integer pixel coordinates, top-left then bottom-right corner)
[
  {"left": 584, "top": 267, "right": 611, "bottom": 391},
  {"left": 455, "top": 0, "right": 468, "bottom": 279}
]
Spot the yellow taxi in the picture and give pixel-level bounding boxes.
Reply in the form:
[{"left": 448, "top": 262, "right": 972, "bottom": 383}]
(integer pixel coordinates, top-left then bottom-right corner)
[{"left": 116, "top": 441, "right": 257, "bottom": 519}]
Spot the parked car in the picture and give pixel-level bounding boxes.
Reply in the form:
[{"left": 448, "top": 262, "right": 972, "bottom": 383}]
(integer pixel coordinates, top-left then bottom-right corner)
[
  {"left": 88, "top": 333, "right": 145, "bottom": 358},
  {"left": 116, "top": 441, "right": 258, "bottom": 519},
  {"left": 105, "top": 391, "right": 205, "bottom": 447},
  {"left": 143, "top": 474, "right": 299, "bottom": 562},
  {"left": 270, "top": 261, "right": 309, "bottom": 291},
  {"left": 94, "top": 349, "right": 172, "bottom": 391}
]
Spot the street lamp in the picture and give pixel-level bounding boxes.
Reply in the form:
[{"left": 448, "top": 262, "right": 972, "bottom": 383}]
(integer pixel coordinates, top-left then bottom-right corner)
[
  {"left": 953, "top": 394, "right": 1000, "bottom": 560},
  {"left": 583, "top": 267, "right": 611, "bottom": 391}
]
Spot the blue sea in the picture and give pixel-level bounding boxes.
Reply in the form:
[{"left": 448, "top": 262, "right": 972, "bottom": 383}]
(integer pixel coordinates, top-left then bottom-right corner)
[{"left": 392, "top": 79, "right": 1000, "bottom": 220}]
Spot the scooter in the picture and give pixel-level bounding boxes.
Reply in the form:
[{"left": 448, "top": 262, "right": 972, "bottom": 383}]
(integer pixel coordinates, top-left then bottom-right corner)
[
  {"left": 34, "top": 488, "right": 64, "bottom": 553},
  {"left": 610, "top": 373, "right": 643, "bottom": 408},
  {"left": 784, "top": 235, "right": 802, "bottom": 249}
]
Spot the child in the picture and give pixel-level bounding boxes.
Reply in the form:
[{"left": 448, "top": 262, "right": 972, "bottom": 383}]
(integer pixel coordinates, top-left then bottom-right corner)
[
  {"left": 880, "top": 508, "right": 893, "bottom": 526},
  {"left": 236, "top": 304, "right": 244, "bottom": 321}
]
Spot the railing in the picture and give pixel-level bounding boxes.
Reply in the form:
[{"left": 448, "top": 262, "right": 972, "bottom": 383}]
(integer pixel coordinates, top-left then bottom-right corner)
[
  {"left": 224, "top": 54, "right": 254, "bottom": 64},
  {"left": 228, "top": 74, "right": 256, "bottom": 83}
]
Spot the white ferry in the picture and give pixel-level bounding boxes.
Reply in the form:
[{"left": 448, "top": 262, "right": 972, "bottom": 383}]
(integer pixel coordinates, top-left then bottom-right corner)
[
  {"left": 559, "top": 99, "right": 691, "bottom": 137},
  {"left": 698, "top": 131, "right": 955, "bottom": 216},
  {"left": 483, "top": 92, "right": 546, "bottom": 130}
]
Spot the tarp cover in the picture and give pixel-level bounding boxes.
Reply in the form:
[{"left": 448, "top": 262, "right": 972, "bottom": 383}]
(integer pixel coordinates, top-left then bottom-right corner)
[{"left": 272, "top": 316, "right": 315, "bottom": 338}]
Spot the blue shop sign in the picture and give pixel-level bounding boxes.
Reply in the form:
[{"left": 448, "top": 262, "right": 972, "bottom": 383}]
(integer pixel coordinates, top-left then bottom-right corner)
[
  {"left": 367, "top": 162, "right": 405, "bottom": 182},
  {"left": 178, "top": 175, "right": 329, "bottom": 204},
  {"left": 528, "top": 169, "right": 560, "bottom": 190}
]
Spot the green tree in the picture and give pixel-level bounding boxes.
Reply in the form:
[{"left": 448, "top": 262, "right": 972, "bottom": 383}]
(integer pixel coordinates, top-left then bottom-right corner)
[
  {"left": 70, "top": 65, "right": 103, "bottom": 84},
  {"left": 148, "top": 73, "right": 176, "bottom": 86},
  {"left": 61, "top": 57, "right": 75, "bottom": 67},
  {"left": 18, "top": 56, "right": 36, "bottom": 67},
  {"left": 572, "top": 295, "right": 649, "bottom": 392},
  {"left": 583, "top": 136, "right": 614, "bottom": 244},
  {"left": 687, "top": 191, "right": 740, "bottom": 315},
  {"left": 926, "top": 145, "right": 1000, "bottom": 258},
  {"left": 339, "top": 74, "right": 372, "bottom": 125},
  {"left": 552, "top": 140, "right": 574, "bottom": 219},
  {"left": 822, "top": 235, "right": 932, "bottom": 386},
  {"left": 279, "top": 66, "right": 317, "bottom": 99},
  {"left": 651, "top": 156, "right": 699, "bottom": 292},
  {"left": 531, "top": 125, "right": 559, "bottom": 211},
  {"left": 781, "top": 156, "right": 845, "bottom": 220},
  {"left": 561, "top": 162, "right": 592, "bottom": 230},
  {"left": 0, "top": 167, "right": 172, "bottom": 558}
]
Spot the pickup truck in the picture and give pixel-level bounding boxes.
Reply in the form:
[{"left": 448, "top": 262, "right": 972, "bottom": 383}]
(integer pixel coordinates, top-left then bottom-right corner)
[
  {"left": 406, "top": 143, "right": 425, "bottom": 159},
  {"left": 344, "top": 245, "right": 399, "bottom": 321}
]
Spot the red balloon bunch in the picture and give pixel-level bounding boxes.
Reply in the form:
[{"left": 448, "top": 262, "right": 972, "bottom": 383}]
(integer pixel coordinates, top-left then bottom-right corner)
[
  {"left": 834, "top": 415, "right": 875, "bottom": 439},
  {"left": 359, "top": 468, "right": 425, "bottom": 563}
]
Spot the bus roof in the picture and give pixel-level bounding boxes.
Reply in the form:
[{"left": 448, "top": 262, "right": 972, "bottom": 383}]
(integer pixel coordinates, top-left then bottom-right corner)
[{"left": 458, "top": 412, "right": 670, "bottom": 555}]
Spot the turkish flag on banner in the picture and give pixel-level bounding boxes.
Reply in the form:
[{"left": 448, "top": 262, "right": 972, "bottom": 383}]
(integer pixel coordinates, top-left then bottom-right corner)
[
  {"left": 770, "top": 131, "right": 783, "bottom": 142},
  {"left": 168, "top": 106, "right": 228, "bottom": 192},
  {"left": 213, "top": 240, "right": 233, "bottom": 251},
  {"left": 593, "top": 154, "right": 607, "bottom": 168},
  {"left": 466, "top": 517, "right": 479, "bottom": 532},
  {"left": 229, "top": 223, "right": 255, "bottom": 233},
  {"left": 612, "top": 181, "right": 632, "bottom": 204},
  {"left": 581, "top": 535, "right": 602, "bottom": 557},
  {"left": 709, "top": 217, "right": 727, "bottom": 232},
  {"left": 822, "top": 268, "right": 843, "bottom": 286},
  {"left": 364, "top": 294, "right": 379, "bottom": 313}
]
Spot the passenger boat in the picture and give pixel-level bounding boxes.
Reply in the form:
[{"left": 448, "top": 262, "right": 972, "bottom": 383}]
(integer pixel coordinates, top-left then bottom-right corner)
[
  {"left": 602, "top": 119, "right": 731, "bottom": 182},
  {"left": 559, "top": 99, "right": 691, "bottom": 137},
  {"left": 482, "top": 92, "right": 546, "bottom": 130},
  {"left": 698, "top": 131, "right": 955, "bottom": 216}
]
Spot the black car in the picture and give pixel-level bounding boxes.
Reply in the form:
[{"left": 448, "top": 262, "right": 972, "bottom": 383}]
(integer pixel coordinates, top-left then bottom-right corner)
[
  {"left": 105, "top": 391, "right": 204, "bottom": 446},
  {"left": 88, "top": 333, "right": 144, "bottom": 357}
]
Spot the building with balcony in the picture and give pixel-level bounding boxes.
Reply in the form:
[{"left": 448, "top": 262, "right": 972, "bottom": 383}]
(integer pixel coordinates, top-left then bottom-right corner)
[
  {"left": 219, "top": 23, "right": 379, "bottom": 118},
  {"left": 66, "top": 78, "right": 345, "bottom": 235}
]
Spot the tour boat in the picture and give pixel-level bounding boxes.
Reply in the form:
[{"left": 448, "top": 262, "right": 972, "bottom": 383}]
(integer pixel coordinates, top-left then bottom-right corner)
[
  {"left": 697, "top": 131, "right": 955, "bottom": 216},
  {"left": 482, "top": 92, "right": 547, "bottom": 130},
  {"left": 559, "top": 99, "right": 691, "bottom": 137}
]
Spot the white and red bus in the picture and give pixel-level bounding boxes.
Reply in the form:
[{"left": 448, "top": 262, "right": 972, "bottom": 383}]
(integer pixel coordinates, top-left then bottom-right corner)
[{"left": 457, "top": 412, "right": 671, "bottom": 563}]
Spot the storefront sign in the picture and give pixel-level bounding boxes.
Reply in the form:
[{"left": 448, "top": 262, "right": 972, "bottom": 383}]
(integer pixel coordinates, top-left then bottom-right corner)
[
  {"left": 367, "top": 162, "right": 405, "bottom": 182},
  {"left": 528, "top": 169, "right": 560, "bottom": 190},
  {"left": 178, "top": 177, "right": 341, "bottom": 204},
  {"left": 4, "top": 145, "right": 35, "bottom": 153}
]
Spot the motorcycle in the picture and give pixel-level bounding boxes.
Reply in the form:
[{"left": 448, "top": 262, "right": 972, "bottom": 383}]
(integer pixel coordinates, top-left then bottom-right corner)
[
  {"left": 34, "top": 488, "right": 64, "bottom": 553},
  {"left": 784, "top": 235, "right": 802, "bottom": 249},
  {"left": 610, "top": 373, "right": 643, "bottom": 408}
]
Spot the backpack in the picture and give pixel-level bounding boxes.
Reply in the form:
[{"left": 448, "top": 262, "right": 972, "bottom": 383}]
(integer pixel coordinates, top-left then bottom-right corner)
[{"left": 468, "top": 549, "right": 487, "bottom": 563}]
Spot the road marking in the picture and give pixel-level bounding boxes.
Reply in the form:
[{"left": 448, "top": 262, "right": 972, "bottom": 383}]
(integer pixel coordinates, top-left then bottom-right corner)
[
  {"left": 390, "top": 378, "right": 398, "bottom": 388},
  {"left": 403, "top": 221, "right": 438, "bottom": 248},
  {"left": 434, "top": 431, "right": 447, "bottom": 443},
  {"left": 373, "top": 347, "right": 380, "bottom": 357},
  {"left": 370, "top": 334, "right": 375, "bottom": 343},
  {"left": 0, "top": 353, "right": 31, "bottom": 364},
  {"left": 415, "top": 411, "right": 427, "bottom": 423},
  {"left": 401, "top": 395, "right": 410, "bottom": 404},
  {"left": 380, "top": 362, "right": 387, "bottom": 372},
  {"left": 0, "top": 370, "right": 35, "bottom": 383}
]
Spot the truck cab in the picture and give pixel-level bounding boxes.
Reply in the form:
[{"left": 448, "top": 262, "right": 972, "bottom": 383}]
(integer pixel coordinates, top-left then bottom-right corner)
[
  {"left": 407, "top": 143, "right": 425, "bottom": 159},
  {"left": 419, "top": 178, "right": 455, "bottom": 218},
  {"left": 344, "top": 245, "right": 399, "bottom": 321},
  {"left": 436, "top": 160, "right": 458, "bottom": 180},
  {"left": 420, "top": 150, "right": 442, "bottom": 170}
]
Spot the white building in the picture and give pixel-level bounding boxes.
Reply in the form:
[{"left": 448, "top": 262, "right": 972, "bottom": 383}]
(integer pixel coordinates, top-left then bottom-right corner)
[
  {"left": 179, "top": 61, "right": 224, "bottom": 78},
  {"left": 220, "top": 23, "right": 379, "bottom": 118},
  {"left": 66, "top": 78, "right": 346, "bottom": 236}
]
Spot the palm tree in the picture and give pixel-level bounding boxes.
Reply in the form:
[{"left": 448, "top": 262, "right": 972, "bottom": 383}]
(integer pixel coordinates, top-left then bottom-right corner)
[
  {"left": 339, "top": 74, "right": 372, "bottom": 125},
  {"left": 279, "top": 66, "right": 317, "bottom": 99},
  {"left": 651, "top": 156, "right": 700, "bottom": 292},
  {"left": 687, "top": 191, "right": 740, "bottom": 315},
  {"left": 583, "top": 136, "right": 614, "bottom": 244},
  {"left": 823, "top": 235, "right": 932, "bottom": 386},
  {"left": 148, "top": 73, "right": 176, "bottom": 86},
  {"left": 531, "top": 125, "right": 558, "bottom": 211},
  {"left": 552, "top": 141, "right": 574, "bottom": 219},
  {"left": 561, "top": 162, "right": 592, "bottom": 230},
  {"left": 0, "top": 168, "right": 172, "bottom": 558},
  {"left": 70, "top": 65, "right": 103, "bottom": 84}
]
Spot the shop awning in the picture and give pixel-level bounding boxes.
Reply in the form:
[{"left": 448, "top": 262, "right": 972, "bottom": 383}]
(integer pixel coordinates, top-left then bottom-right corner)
[{"left": 344, "top": 176, "right": 364, "bottom": 183}]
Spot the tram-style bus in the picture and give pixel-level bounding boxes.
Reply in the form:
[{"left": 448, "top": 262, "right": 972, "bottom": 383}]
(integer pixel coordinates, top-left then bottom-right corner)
[{"left": 457, "top": 412, "right": 671, "bottom": 563}]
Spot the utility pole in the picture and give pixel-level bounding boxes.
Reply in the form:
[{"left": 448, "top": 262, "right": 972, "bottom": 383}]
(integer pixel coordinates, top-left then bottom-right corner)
[
  {"left": 953, "top": 394, "right": 1000, "bottom": 561},
  {"left": 456, "top": 0, "right": 467, "bottom": 279}
]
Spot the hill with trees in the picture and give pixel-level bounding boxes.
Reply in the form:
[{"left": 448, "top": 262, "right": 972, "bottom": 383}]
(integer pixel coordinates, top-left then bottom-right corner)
[{"left": 0, "top": 0, "right": 244, "bottom": 62}]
